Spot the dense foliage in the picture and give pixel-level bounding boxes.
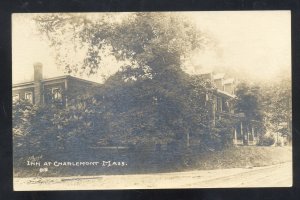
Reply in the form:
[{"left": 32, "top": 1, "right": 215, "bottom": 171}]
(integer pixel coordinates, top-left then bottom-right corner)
[
  {"left": 16, "top": 13, "right": 216, "bottom": 153},
  {"left": 261, "top": 79, "right": 292, "bottom": 137},
  {"left": 234, "top": 82, "right": 265, "bottom": 140}
]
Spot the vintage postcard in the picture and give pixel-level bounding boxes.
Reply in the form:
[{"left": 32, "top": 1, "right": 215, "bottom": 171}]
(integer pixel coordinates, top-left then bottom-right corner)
[{"left": 12, "top": 11, "right": 292, "bottom": 190}]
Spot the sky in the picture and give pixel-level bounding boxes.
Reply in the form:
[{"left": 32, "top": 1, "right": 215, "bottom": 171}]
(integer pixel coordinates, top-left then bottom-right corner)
[
  {"left": 183, "top": 11, "right": 291, "bottom": 82},
  {"left": 12, "top": 11, "right": 291, "bottom": 84}
]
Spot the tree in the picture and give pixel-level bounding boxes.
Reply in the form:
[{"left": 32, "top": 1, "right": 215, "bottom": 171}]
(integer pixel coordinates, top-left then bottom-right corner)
[
  {"left": 13, "top": 92, "right": 110, "bottom": 163},
  {"left": 260, "top": 78, "right": 292, "bottom": 143},
  {"left": 96, "top": 70, "right": 211, "bottom": 147},
  {"left": 235, "top": 82, "right": 265, "bottom": 141},
  {"left": 33, "top": 13, "right": 215, "bottom": 148},
  {"left": 34, "top": 13, "right": 212, "bottom": 78},
  {"left": 13, "top": 99, "right": 35, "bottom": 147}
]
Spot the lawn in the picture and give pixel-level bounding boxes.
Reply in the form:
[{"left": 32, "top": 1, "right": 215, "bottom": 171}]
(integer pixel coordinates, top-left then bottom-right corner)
[{"left": 191, "top": 145, "right": 292, "bottom": 170}]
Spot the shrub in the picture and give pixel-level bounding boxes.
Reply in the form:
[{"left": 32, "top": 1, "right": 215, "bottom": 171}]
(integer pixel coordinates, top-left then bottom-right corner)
[{"left": 257, "top": 134, "right": 275, "bottom": 146}]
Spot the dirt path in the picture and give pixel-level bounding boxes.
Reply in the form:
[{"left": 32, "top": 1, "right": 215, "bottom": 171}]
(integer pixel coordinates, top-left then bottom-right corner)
[{"left": 14, "top": 161, "right": 292, "bottom": 191}]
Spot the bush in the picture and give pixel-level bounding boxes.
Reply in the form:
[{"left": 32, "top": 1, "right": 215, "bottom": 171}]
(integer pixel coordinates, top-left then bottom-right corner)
[{"left": 257, "top": 134, "right": 275, "bottom": 146}]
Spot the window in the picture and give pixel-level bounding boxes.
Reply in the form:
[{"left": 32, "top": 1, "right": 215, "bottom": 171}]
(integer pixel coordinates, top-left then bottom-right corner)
[
  {"left": 222, "top": 98, "right": 229, "bottom": 112},
  {"left": 13, "top": 94, "right": 19, "bottom": 102},
  {"left": 52, "top": 87, "right": 62, "bottom": 100},
  {"left": 25, "top": 92, "right": 33, "bottom": 103}
]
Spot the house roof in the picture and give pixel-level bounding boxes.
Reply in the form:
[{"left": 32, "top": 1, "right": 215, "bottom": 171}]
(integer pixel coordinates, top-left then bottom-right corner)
[
  {"left": 223, "top": 78, "right": 235, "bottom": 84},
  {"left": 12, "top": 81, "right": 35, "bottom": 88},
  {"left": 216, "top": 89, "right": 236, "bottom": 98},
  {"left": 13, "top": 75, "right": 102, "bottom": 89},
  {"left": 197, "top": 70, "right": 213, "bottom": 75},
  {"left": 213, "top": 73, "right": 225, "bottom": 80}
]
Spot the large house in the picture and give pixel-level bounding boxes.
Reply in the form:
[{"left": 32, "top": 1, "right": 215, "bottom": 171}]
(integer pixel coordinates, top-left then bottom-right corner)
[
  {"left": 12, "top": 63, "right": 101, "bottom": 106},
  {"left": 200, "top": 72, "right": 259, "bottom": 146},
  {"left": 13, "top": 63, "right": 259, "bottom": 146}
]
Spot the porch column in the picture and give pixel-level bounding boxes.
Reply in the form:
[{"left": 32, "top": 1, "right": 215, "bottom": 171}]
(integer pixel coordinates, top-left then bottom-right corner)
[
  {"left": 240, "top": 122, "right": 243, "bottom": 137},
  {"left": 234, "top": 128, "right": 237, "bottom": 145},
  {"left": 247, "top": 126, "right": 250, "bottom": 145},
  {"left": 186, "top": 130, "right": 190, "bottom": 148},
  {"left": 252, "top": 126, "right": 255, "bottom": 144},
  {"left": 241, "top": 121, "right": 246, "bottom": 145}
]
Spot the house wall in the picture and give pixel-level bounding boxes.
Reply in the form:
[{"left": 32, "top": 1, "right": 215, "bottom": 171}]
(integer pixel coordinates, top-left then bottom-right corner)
[
  {"left": 13, "top": 87, "right": 35, "bottom": 104},
  {"left": 13, "top": 76, "right": 101, "bottom": 107},
  {"left": 223, "top": 83, "right": 234, "bottom": 95},
  {"left": 43, "top": 82, "right": 66, "bottom": 105},
  {"left": 67, "top": 78, "right": 98, "bottom": 99},
  {"left": 200, "top": 73, "right": 213, "bottom": 82},
  {"left": 214, "top": 79, "right": 223, "bottom": 90}
]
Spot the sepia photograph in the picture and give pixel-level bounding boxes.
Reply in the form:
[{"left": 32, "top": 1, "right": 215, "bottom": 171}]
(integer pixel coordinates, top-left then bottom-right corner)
[{"left": 12, "top": 11, "right": 292, "bottom": 190}]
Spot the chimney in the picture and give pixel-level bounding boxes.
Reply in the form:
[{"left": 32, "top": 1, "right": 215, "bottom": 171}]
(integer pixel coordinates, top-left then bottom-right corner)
[
  {"left": 34, "top": 62, "right": 43, "bottom": 81},
  {"left": 33, "top": 62, "right": 43, "bottom": 104}
]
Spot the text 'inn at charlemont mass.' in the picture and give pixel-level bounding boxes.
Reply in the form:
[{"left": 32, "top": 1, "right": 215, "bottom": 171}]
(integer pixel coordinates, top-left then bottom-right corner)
[{"left": 13, "top": 62, "right": 260, "bottom": 146}]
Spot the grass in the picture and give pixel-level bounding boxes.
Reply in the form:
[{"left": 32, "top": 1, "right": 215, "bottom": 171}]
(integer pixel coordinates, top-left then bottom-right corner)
[
  {"left": 14, "top": 145, "right": 292, "bottom": 177},
  {"left": 191, "top": 146, "right": 292, "bottom": 170}
]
